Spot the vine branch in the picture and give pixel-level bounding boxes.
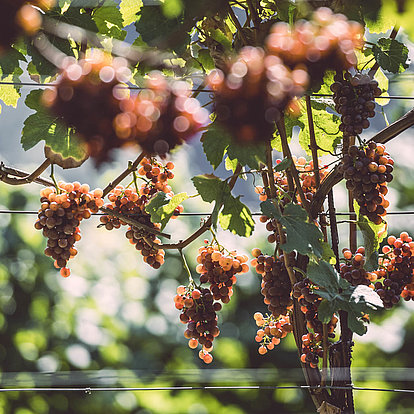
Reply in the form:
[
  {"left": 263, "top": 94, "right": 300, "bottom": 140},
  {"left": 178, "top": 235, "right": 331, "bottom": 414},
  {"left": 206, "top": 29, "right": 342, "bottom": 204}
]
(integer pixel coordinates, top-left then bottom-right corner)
[
  {"left": 0, "top": 161, "right": 54, "bottom": 187},
  {"left": 102, "top": 152, "right": 146, "bottom": 197}
]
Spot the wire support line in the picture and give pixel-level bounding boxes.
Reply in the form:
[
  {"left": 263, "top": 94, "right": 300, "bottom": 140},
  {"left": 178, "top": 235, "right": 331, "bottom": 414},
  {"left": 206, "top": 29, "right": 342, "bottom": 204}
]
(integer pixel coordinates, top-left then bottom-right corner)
[
  {"left": 1, "top": 82, "right": 414, "bottom": 100},
  {"left": 0, "top": 385, "right": 413, "bottom": 393},
  {"left": 0, "top": 210, "right": 414, "bottom": 217}
]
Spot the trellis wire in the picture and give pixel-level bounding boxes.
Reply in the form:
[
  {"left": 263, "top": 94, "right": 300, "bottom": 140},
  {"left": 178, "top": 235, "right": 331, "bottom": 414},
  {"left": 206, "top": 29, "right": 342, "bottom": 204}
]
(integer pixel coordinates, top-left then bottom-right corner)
[
  {"left": 0, "top": 210, "right": 413, "bottom": 216},
  {"left": 0, "top": 385, "right": 413, "bottom": 394},
  {"left": 1, "top": 81, "right": 414, "bottom": 100}
]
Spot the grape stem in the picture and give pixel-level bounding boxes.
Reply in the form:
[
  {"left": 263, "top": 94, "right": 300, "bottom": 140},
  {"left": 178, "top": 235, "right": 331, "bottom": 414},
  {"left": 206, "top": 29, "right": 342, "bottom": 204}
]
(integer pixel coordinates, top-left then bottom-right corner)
[
  {"left": 0, "top": 159, "right": 52, "bottom": 186},
  {"left": 49, "top": 163, "right": 61, "bottom": 194},
  {"left": 276, "top": 117, "right": 311, "bottom": 216},
  {"left": 246, "top": 0, "right": 261, "bottom": 28},
  {"left": 102, "top": 152, "right": 146, "bottom": 197},
  {"left": 179, "top": 248, "right": 196, "bottom": 289},
  {"left": 305, "top": 96, "right": 321, "bottom": 188},
  {"left": 99, "top": 206, "right": 171, "bottom": 239}
]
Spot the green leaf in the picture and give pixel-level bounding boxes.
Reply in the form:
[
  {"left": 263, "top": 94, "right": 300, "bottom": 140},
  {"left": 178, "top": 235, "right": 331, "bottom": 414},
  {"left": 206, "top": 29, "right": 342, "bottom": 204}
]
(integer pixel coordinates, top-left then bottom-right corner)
[
  {"left": 372, "top": 38, "right": 409, "bottom": 74},
  {"left": 201, "top": 123, "right": 231, "bottom": 170},
  {"left": 191, "top": 174, "right": 226, "bottom": 203},
  {"left": 272, "top": 115, "right": 303, "bottom": 152},
  {"left": 0, "top": 48, "right": 25, "bottom": 107},
  {"left": 355, "top": 201, "right": 387, "bottom": 272},
  {"left": 219, "top": 196, "right": 255, "bottom": 237},
  {"left": 317, "top": 299, "right": 336, "bottom": 324},
  {"left": 135, "top": 6, "right": 190, "bottom": 54},
  {"left": 225, "top": 156, "right": 239, "bottom": 173},
  {"left": 21, "top": 90, "right": 87, "bottom": 162},
  {"left": 119, "top": 0, "right": 142, "bottom": 26},
  {"left": 197, "top": 48, "right": 215, "bottom": 72},
  {"left": 226, "top": 141, "right": 266, "bottom": 170},
  {"left": 145, "top": 192, "right": 188, "bottom": 230},
  {"left": 260, "top": 201, "right": 325, "bottom": 258},
  {"left": 192, "top": 174, "right": 254, "bottom": 236},
  {"left": 61, "top": 6, "right": 99, "bottom": 32},
  {"left": 297, "top": 99, "right": 341, "bottom": 156},
  {"left": 307, "top": 259, "right": 341, "bottom": 292},
  {"left": 93, "top": 0, "right": 126, "bottom": 40}
]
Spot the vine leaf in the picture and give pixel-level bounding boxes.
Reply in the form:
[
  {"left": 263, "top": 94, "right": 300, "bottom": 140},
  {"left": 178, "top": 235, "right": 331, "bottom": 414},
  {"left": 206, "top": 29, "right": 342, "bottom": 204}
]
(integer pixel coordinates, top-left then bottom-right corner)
[
  {"left": 201, "top": 123, "right": 231, "bottom": 170},
  {"left": 21, "top": 90, "right": 87, "bottom": 162},
  {"left": 145, "top": 191, "right": 188, "bottom": 230},
  {"left": 119, "top": 0, "right": 143, "bottom": 26},
  {"left": 219, "top": 195, "right": 255, "bottom": 237},
  {"left": 0, "top": 48, "right": 25, "bottom": 108},
  {"left": 355, "top": 201, "right": 387, "bottom": 272},
  {"left": 192, "top": 175, "right": 254, "bottom": 237},
  {"left": 260, "top": 201, "right": 325, "bottom": 258},
  {"left": 372, "top": 38, "right": 409, "bottom": 74},
  {"left": 274, "top": 158, "right": 291, "bottom": 172},
  {"left": 226, "top": 140, "right": 266, "bottom": 170},
  {"left": 93, "top": 0, "right": 126, "bottom": 40},
  {"left": 307, "top": 259, "right": 383, "bottom": 335}
]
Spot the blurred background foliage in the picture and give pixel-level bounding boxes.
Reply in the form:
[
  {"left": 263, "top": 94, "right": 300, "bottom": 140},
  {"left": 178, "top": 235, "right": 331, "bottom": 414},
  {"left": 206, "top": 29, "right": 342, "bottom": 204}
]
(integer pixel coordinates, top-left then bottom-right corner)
[{"left": 0, "top": 1, "right": 413, "bottom": 413}]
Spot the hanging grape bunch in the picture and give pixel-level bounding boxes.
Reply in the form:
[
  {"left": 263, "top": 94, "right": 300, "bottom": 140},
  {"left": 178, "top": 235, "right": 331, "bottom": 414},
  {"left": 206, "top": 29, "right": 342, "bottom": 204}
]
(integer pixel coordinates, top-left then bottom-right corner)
[
  {"left": 174, "top": 285, "right": 220, "bottom": 364},
  {"left": 251, "top": 248, "right": 294, "bottom": 317},
  {"left": 42, "top": 51, "right": 133, "bottom": 164},
  {"left": 100, "top": 158, "right": 182, "bottom": 269},
  {"left": 374, "top": 233, "right": 414, "bottom": 309},
  {"left": 340, "top": 247, "right": 377, "bottom": 286},
  {"left": 266, "top": 7, "right": 364, "bottom": 87},
  {"left": 121, "top": 72, "right": 209, "bottom": 156},
  {"left": 35, "top": 182, "right": 104, "bottom": 277},
  {"left": 0, "top": 0, "right": 55, "bottom": 52},
  {"left": 341, "top": 142, "right": 394, "bottom": 224},
  {"left": 253, "top": 312, "right": 292, "bottom": 355},
  {"left": 331, "top": 72, "right": 382, "bottom": 138},
  {"left": 207, "top": 46, "right": 308, "bottom": 143},
  {"left": 196, "top": 244, "right": 249, "bottom": 303}
]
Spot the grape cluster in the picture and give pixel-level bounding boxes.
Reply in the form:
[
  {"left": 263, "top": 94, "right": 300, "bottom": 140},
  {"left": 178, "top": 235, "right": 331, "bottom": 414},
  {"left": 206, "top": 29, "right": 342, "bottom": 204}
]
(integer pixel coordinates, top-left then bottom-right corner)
[
  {"left": 100, "top": 185, "right": 165, "bottom": 269},
  {"left": 251, "top": 249, "right": 294, "bottom": 317},
  {"left": 293, "top": 278, "right": 337, "bottom": 338},
  {"left": 300, "top": 332, "right": 323, "bottom": 369},
  {"left": 121, "top": 72, "right": 209, "bottom": 156},
  {"left": 35, "top": 182, "right": 104, "bottom": 277},
  {"left": 174, "top": 285, "right": 221, "bottom": 364},
  {"left": 266, "top": 7, "right": 364, "bottom": 86},
  {"left": 374, "top": 233, "right": 414, "bottom": 309},
  {"left": 340, "top": 247, "right": 377, "bottom": 286},
  {"left": 207, "top": 46, "right": 308, "bottom": 144},
  {"left": 254, "top": 312, "right": 292, "bottom": 355},
  {"left": 44, "top": 57, "right": 208, "bottom": 163},
  {"left": 43, "top": 51, "right": 133, "bottom": 164},
  {"left": 341, "top": 143, "right": 394, "bottom": 225},
  {"left": 0, "top": 0, "right": 54, "bottom": 52},
  {"left": 331, "top": 72, "right": 382, "bottom": 138},
  {"left": 196, "top": 246, "right": 249, "bottom": 303}
]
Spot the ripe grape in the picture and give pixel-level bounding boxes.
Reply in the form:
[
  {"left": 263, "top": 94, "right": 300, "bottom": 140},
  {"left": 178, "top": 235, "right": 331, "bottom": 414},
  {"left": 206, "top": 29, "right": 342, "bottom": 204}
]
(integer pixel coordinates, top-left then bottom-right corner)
[
  {"left": 266, "top": 7, "right": 364, "bottom": 87},
  {"left": 340, "top": 247, "right": 374, "bottom": 286},
  {"left": 374, "top": 232, "right": 414, "bottom": 308},
  {"left": 251, "top": 250, "right": 294, "bottom": 317},
  {"left": 175, "top": 285, "right": 220, "bottom": 364},
  {"left": 253, "top": 312, "right": 292, "bottom": 354},
  {"left": 126, "top": 72, "right": 209, "bottom": 156},
  {"left": 35, "top": 182, "right": 104, "bottom": 275},
  {"left": 207, "top": 46, "right": 308, "bottom": 144},
  {"left": 196, "top": 245, "right": 249, "bottom": 303},
  {"left": 331, "top": 72, "right": 382, "bottom": 138},
  {"left": 340, "top": 142, "right": 394, "bottom": 224}
]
